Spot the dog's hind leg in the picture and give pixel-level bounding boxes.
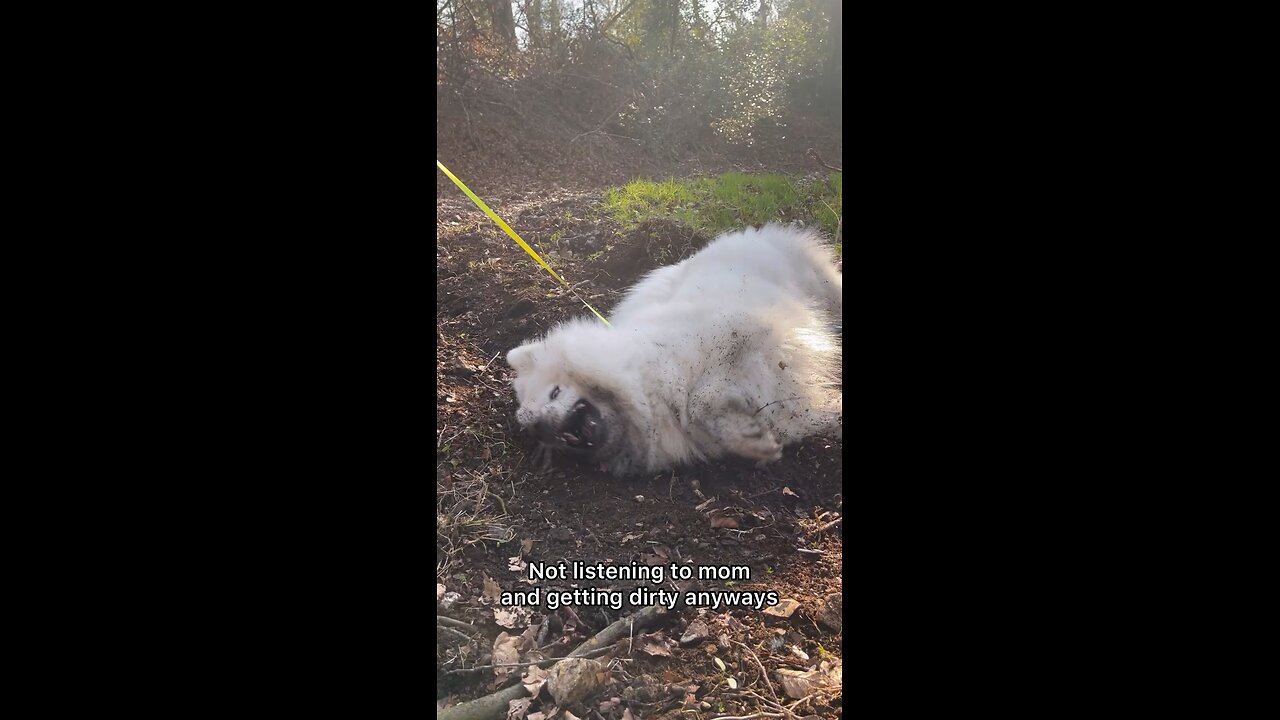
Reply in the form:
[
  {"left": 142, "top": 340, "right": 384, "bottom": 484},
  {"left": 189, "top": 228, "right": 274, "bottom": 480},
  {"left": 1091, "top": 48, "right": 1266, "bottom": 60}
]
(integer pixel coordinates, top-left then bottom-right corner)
[{"left": 704, "top": 411, "right": 784, "bottom": 463}]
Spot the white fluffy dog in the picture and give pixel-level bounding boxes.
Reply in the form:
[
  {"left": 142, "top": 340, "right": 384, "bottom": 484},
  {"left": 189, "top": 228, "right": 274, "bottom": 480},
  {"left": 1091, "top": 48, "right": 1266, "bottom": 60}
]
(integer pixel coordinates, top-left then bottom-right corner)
[{"left": 507, "top": 224, "right": 842, "bottom": 475}]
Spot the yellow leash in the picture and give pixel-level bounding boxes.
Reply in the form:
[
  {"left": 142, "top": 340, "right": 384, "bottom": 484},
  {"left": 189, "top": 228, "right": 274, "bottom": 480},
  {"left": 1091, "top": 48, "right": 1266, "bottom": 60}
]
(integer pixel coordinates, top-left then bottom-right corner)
[{"left": 437, "top": 160, "right": 610, "bottom": 326}]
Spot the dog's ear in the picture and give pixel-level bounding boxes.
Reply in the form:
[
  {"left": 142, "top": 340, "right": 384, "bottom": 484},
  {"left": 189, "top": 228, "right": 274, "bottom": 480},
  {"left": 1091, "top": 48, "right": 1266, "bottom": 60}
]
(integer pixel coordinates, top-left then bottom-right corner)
[{"left": 507, "top": 344, "right": 539, "bottom": 373}]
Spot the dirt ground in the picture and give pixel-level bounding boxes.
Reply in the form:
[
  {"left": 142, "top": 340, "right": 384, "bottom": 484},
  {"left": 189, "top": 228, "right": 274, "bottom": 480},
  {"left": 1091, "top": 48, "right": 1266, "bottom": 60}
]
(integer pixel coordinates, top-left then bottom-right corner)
[{"left": 437, "top": 175, "right": 843, "bottom": 719}]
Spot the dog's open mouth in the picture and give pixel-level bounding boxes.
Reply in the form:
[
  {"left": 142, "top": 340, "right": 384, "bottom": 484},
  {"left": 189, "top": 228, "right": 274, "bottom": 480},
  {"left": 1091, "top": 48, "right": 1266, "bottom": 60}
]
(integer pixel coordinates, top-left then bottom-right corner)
[{"left": 558, "top": 399, "right": 603, "bottom": 450}]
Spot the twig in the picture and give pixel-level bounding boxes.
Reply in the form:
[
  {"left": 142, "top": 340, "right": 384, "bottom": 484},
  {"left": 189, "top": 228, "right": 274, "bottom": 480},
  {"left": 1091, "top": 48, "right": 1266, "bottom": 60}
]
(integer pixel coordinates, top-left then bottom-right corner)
[
  {"left": 754, "top": 396, "right": 803, "bottom": 416},
  {"left": 570, "top": 128, "right": 640, "bottom": 143},
  {"left": 736, "top": 688, "right": 795, "bottom": 718},
  {"left": 439, "top": 625, "right": 475, "bottom": 644},
  {"left": 806, "top": 147, "right": 843, "bottom": 172},
  {"left": 788, "top": 693, "right": 820, "bottom": 714},
  {"left": 443, "top": 645, "right": 613, "bottom": 675},
  {"left": 437, "top": 615, "right": 481, "bottom": 635},
  {"left": 810, "top": 516, "right": 843, "bottom": 534},
  {"left": 819, "top": 198, "right": 843, "bottom": 247},
  {"left": 734, "top": 641, "right": 781, "bottom": 705}
]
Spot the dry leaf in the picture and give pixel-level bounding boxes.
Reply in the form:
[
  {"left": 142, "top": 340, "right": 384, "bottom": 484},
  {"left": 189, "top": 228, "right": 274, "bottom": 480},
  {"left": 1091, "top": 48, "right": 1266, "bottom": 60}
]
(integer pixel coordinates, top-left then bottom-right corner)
[
  {"left": 492, "top": 632, "right": 521, "bottom": 681},
  {"left": 437, "top": 583, "right": 446, "bottom": 602},
  {"left": 763, "top": 598, "right": 801, "bottom": 618},
  {"left": 507, "top": 698, "right": 532, "bottom": 720},
  {"left": 518, "top": 623, "right": 539, "bottom": 651},
  {"left": 637, "top": 631, "right": 676, "bottom": 657},
  {"left": 782, "top": 486, "right": 798, "bottom": 497},
  {"left": 776, "top": 668, "right": 819, "bottom": 699},
  {"left": 521, "top": 538, "right": 535, "bottom": 555},
  {"left": 775, "top": 658, "right": 841, "bottom": 699},
  {"left": 509, "top": 555, "right": 528, "bottom": 574},
  {"left": 483, "top": 574, "right": 502, "bottom": 603},
  {"left": 494, "top": 606, "right": 532, "bottom": 629},
  {"left": 621, "top": 709, "right": 634, "bottom": 720},
  {"left": 522, "top": 665, "right": 550, "bottom": 698},
  {"left": 709, "top": 511, "right": 740, "bottom": 529}
]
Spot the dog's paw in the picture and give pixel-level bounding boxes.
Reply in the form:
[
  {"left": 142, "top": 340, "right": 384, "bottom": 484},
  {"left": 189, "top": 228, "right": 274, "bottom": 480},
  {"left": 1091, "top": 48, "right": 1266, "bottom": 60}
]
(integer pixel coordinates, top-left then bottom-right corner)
[{"left": 713, "top": 414, "right": 784, "bottom": 462}]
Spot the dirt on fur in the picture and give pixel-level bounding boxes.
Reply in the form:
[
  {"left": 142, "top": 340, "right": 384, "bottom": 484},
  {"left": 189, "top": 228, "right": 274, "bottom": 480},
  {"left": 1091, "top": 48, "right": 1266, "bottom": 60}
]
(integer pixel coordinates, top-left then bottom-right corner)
[{"left": 437, "top": 179, "right": 843, "bottom": 719}]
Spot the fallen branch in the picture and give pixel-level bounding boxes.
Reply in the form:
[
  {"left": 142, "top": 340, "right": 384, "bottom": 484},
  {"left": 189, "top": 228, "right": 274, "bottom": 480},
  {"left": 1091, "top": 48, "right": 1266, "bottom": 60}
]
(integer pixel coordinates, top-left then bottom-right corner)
[
  {"left": 438, "top": 604, "right": 668, "bottom": 720},
  {"left": 439, "top": 626, "right": 475, "bottom": 645},
  {"left": 437, "top": 680, "right": 528, "bottom": 720},
  {"left": 437, "top": 615, "right": 482, "bottom": 635},
  {"left": 443, "top": 645, "right": 614, "bottom": 676},
  {"left": 806, "top": 147, "right": 843, "bottom": 172},
  {"left": 809, "top": 516, "right": 843, "bottom": 535}
]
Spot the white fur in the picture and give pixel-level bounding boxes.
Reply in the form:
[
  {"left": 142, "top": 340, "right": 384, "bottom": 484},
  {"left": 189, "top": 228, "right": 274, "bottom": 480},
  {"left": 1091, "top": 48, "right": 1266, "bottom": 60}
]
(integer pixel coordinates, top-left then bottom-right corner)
[{"left": 507, "top": 224, "right": 842, "bottom": 475}]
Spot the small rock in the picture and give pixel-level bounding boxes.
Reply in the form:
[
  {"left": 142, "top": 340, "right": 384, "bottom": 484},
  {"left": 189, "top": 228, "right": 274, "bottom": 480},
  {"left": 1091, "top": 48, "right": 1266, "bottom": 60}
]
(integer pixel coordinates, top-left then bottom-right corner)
[
  {"left": 680, "top": 619, "right": 709, "bottom": 645},
  {"left": 546, "top": 658, "right": 603, "bottom": 706},
  {"left": 816, "top": 592, "right": 842, "bottom": 632}
]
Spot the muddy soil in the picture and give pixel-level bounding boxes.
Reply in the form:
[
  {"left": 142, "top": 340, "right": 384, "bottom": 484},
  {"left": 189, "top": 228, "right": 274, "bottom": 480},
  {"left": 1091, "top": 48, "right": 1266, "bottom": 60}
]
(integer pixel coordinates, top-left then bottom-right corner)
[{"left": 437, "top": 183, "right": 843, "bottom": 719}]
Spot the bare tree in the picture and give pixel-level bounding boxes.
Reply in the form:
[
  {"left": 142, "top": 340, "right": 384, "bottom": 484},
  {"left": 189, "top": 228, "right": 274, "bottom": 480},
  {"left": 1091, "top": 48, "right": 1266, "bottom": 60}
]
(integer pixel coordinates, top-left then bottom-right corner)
[{"left": 491, "top": 0, "right": 516, "bottom": 47}]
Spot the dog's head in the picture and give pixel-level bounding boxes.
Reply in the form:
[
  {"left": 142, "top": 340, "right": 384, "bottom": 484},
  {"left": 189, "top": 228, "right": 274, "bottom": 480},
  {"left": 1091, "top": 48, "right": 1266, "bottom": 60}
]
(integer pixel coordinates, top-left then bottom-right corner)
[{"left": 506, "top": 322, "right": 624, "bottom": 458}]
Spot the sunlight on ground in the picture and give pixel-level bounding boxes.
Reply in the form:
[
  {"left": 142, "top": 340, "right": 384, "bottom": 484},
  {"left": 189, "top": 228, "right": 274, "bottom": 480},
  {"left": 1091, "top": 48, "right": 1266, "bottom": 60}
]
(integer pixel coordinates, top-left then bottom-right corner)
[{"left": 601, "top": 172, "right": 843, "bottom": 253}]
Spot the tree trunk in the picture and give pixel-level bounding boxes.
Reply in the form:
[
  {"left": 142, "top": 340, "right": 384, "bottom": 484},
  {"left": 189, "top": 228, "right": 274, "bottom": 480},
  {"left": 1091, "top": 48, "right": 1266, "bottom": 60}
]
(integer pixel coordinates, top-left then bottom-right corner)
[
  {"left": 824, "top": 0, "right": 842, "bottom": 121},
  {"left": 527, "top": 0, "right": 544, "bottom": 49},
  {"left": 491, "top": 0, "right": 516, "bottom": 48}
]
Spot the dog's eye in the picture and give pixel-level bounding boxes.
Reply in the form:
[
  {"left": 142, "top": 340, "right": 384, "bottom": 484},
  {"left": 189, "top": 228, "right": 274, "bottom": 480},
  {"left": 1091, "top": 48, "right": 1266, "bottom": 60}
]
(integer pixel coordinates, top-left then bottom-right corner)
[{"left": 550, "top": 386, "right": 560, "bottom": 400}]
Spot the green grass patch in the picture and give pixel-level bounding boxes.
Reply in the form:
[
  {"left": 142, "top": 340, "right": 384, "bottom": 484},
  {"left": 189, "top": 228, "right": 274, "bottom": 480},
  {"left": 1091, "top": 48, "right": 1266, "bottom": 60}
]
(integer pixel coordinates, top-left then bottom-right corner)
[{"left": 601, "top": 172, "right": 842, "bottom": 252}]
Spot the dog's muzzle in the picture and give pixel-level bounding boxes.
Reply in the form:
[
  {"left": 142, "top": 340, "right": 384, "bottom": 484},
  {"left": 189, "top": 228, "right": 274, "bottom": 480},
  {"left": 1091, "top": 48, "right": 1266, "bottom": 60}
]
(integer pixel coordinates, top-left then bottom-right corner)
[{"left": 532, "top": 399, "right": 605, "bottom": 452}]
